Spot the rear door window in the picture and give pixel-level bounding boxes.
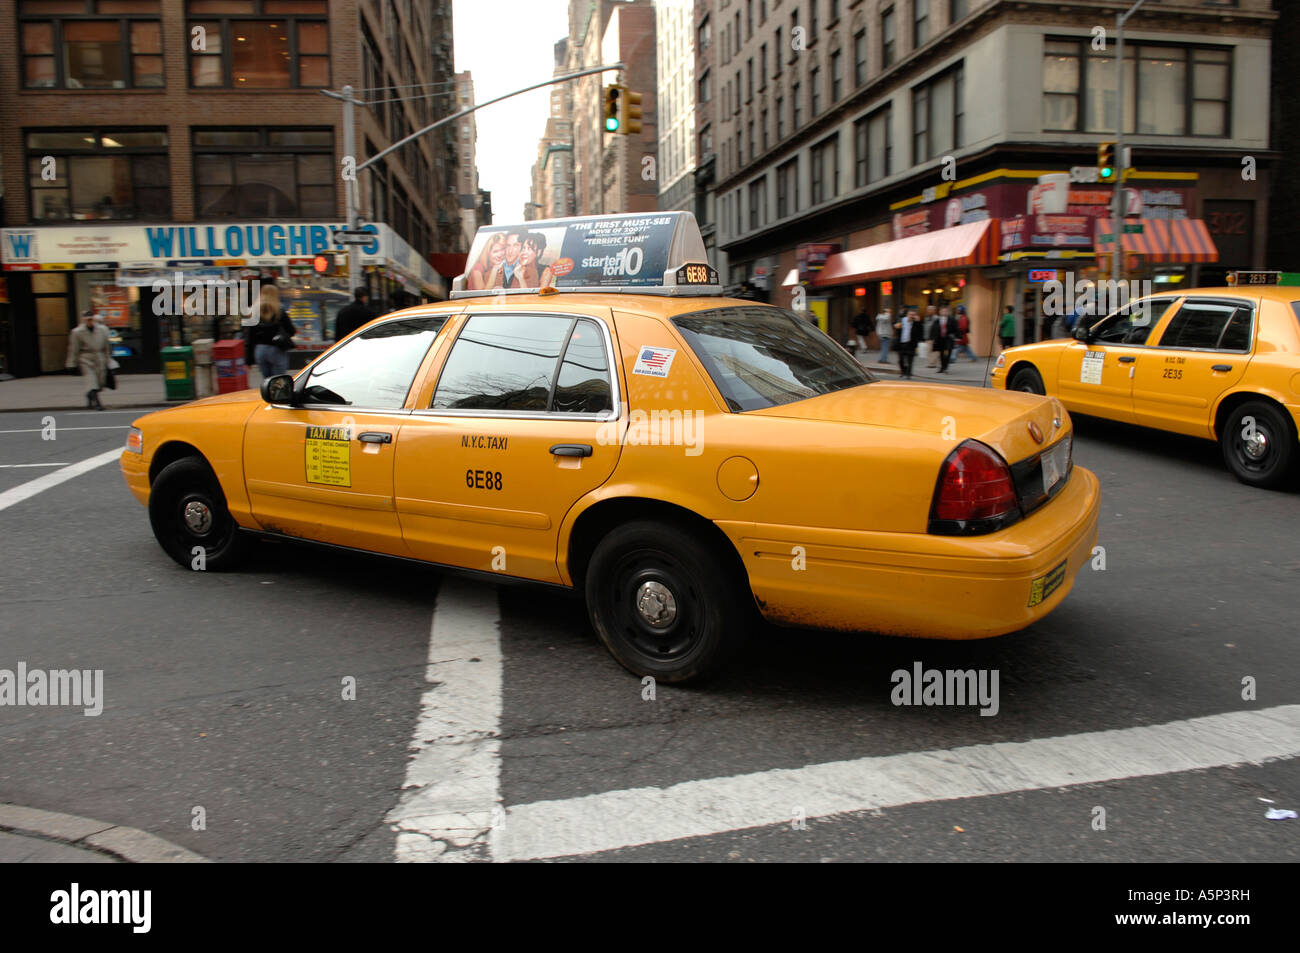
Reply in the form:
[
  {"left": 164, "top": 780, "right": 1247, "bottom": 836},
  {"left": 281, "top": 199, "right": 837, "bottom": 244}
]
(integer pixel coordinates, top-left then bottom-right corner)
[{"left": 1156, "top": 299, "right": 1254, "bottom": 351}]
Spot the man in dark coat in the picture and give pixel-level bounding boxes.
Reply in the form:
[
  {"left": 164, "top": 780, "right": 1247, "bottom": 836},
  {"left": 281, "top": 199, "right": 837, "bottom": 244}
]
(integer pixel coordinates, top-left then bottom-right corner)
[
  {"left": 334, "top": 288, "right": 376, "bottom": 341},
  {"left": 930, "top": 306, "right": 955, "bottom": 373}
]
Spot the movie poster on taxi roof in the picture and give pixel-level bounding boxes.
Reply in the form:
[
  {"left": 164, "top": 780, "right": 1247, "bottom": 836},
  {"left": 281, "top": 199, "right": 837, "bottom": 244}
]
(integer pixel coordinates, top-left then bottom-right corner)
[{"left": 461, "top": 215, "right": 678, "bottom": 291}]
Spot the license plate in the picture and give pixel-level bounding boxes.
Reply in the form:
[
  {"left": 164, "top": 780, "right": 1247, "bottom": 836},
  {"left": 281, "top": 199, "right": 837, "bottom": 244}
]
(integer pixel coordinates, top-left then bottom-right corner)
[{"left": 1041, "top": 440, "right": 1068, "bottom": 495}]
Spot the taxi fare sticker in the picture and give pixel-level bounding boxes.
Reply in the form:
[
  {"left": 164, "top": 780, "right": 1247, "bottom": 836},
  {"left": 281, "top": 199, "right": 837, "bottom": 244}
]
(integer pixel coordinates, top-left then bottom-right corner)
[
  {"left": 305, "top": 425, "right": 351, "bottom": 487},
  {"left": 633, "top": 346, "right": 676, "bottom": 378},
  {"left": 1028, "top": 559, "right": 1068, "bottom": 608},
  {"left": 1080, "top": 350, "right": 1104, "bottom": 385}
]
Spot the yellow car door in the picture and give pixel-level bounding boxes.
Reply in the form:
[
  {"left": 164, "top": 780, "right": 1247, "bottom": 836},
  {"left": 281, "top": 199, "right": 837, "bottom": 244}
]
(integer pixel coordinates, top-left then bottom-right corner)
[
  {"left": 243, "top": 314, "right": 448, "bottom": 556},
  {"left": 394, "top": 309, "right": 624, "bottom": 583},
  {"left": 1131, "top": 296, "right": 1255, "bottom": 438},
  {"left": 1056, "top": 298, "right": 1176, "bottom": 423}
]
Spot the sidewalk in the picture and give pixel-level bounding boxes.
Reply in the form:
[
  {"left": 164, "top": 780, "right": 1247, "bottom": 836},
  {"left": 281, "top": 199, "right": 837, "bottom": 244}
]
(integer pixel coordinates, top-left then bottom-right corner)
[
  {"left": 0, "top": 369, "right": 264, "bottom": 413},
  {"left": 0, "top": 804, "right": 207, "bottom": 863},
  {"left": 857, "top": 348, "right": 997, "bottom": 388}
]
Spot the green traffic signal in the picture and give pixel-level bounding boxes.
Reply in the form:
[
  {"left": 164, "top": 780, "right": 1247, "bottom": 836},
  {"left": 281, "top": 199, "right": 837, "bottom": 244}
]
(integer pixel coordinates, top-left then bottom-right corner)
[
  {"left": 605, "top": 116, "right": 620, "bottom": 132},
  {"left": 1099, "top": 166, "right": 1114, "bottom": 180}
]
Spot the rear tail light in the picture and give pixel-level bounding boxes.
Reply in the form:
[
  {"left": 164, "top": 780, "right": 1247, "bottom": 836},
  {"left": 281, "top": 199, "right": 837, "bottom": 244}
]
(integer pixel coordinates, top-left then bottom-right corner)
[{"left": 929, "top": 439, "right": 1021, "bottom": 535}]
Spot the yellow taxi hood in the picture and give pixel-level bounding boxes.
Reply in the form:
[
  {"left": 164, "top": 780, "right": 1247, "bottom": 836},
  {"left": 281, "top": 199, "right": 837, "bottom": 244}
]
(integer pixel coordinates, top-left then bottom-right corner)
[{"left": 749, "top": 383, "right": 1067, "bottom": 464}]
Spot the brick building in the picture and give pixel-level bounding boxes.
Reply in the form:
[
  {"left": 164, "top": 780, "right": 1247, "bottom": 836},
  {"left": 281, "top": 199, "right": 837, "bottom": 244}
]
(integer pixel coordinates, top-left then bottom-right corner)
[{"left": 0, "top": 0, "right": 460, "bottom": 377}]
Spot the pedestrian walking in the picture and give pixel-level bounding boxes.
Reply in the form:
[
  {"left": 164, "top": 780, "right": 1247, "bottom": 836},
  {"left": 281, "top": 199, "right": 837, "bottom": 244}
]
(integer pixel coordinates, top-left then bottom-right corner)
[
  {"left": 894, "top": 308, "right": 921, "bottom": 379},
  {"left": 999, "top": 305, "right": 1017, "bottom": 351},
  {"left": 65, "top": 310, "right": 113, "bottom": 410},
  {"left": 931, "top": 305, "right": 955, "bottom": 373},
  {"left": 334, "top": 287, "right": 376, "bottom": 341},
  {"left": 875, "top": 305, "right": 894, "bottom": 364},
  {"left": 951, "top": 305, "right": 977, "bottom": 361},
  {"left": 244, "top": 284, "right": 296, "bottom": 381},
  {"left": 921, "top": 304, "right": 939, "bottom": 367}
]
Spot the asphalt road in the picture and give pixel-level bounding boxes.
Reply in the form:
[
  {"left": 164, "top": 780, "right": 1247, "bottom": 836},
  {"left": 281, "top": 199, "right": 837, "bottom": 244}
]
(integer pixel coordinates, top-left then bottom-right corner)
[{"left": 0, "top": 403, "right": 1297, "bottom": 863}]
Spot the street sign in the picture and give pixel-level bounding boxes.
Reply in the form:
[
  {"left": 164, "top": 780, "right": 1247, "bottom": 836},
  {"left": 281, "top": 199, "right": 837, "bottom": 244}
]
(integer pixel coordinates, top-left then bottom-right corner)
[
  {"left": 336, "top": 231, "right": 374, "bottom": 245},
  {"left": 1123, "top": 223, "right": 1144, "bottom": 234}
]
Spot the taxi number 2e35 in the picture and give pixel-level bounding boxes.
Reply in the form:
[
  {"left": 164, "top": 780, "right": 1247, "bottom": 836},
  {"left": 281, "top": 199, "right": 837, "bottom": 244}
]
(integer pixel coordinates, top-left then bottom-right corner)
[{"left": 466, "top": 469, "right": 503, "bottom": 490}]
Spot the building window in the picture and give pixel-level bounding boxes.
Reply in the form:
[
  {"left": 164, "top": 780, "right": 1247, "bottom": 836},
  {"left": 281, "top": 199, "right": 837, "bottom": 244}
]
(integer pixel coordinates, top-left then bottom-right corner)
[
  {"left": 26, "top": 128, "right": 170, "bottom": 221},
  {"left": 736, "top": 130, "right": 743, "bottom": 167},
  {"left": 762, "top": 108, "right": 769, "bottom": 151},
  {"left": 777, "top": 157, "right": 798, "bottom": 217},
  {"left": 776, "top": 95, "right": 784, "bottom": 138},
  {"left": 854, "top": 29, "right": 867, "bottom": 86},
  {"left": 20, "top": 2, "right": 164, "bottom": 90},
  {"left": 747, "top": 0, "right": 753, "bottom": 38},
  {"left": 699, "top": 69, "right": 712, "bottom": 103},
  {"left": 760, "top": 44, "right": 768, "bottom": 90},
  {"left": 792, "top": 79, "right": 802, "bottom": 127},
  {"left": 188, "top": 0, "right": 330, "bottom": 89},
  {"left": 882, "top": 7, "right": 896, "bottom": 69},
  {"left": 789, "top": 8, "right": 798, "bottom": 64},
  {"left": 831, "top": 49, "right": 843, "bottom": 101},
  {"left": 950, "top": 0, "right": 968, "bottom": 23},
  {"left": 912, "top": 63, "right": 962, "bottom": 164},
  {"left": 810, "top": 66, "right": 821, "bottom": 115},
  {"left": 698, "top": 15, "right": 711, "bottom": 52},
  {"left": 748, "top": 121, "right": 755, "bottom": 159},
  {"left": 811, "top": 0, "right": 819, "bottom": 37},
  {"left": 748, "top": 58, "right": 754, "bottom": 100},
  {"left": 749, "top": 179, "right": 762, "bottom": 230},
  {"left": 735, "top": 188, "right": 743, "bottom": 233},
  {"left": 811, "top": 133, "right": 838, "bottom": 204},
  {"left": 869, "top": 105, "right": 892, "bottom": 181},
  {"left": 1043, "top": 40, "right": 1080, "bottom": 131},
  {"left": 914, "top": 0, "right": 929, "bottom": 50},
  {"left": 854, "top": 115, "right": 869, "bottom": 188},
  {"left": 193, "top": 127, "right": 335, "bottom": 218},
  {"left": 736, "top": 71, "right": 742, "bottom": 113},
  {"left": 775, "top": 27, "right": 782, "bottom": 74},
  {"left": 1046, "top": 38, "right": 1230, "bottom": 138},
  {"left": 830, "top": 0, "right": 840, "bottom": 22},
  {"left": 761, "top": 0, "right": 767, "bottom": 24}
]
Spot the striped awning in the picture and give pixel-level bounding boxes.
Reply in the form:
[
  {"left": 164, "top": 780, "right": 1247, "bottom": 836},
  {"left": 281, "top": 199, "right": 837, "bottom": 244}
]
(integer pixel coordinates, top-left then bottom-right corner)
[
  {"left": 1094, "top": 218, "right": 1218, "bottom": 263},
  {"left": 811, "top": 219, "right": 999, "bottom": 287}
]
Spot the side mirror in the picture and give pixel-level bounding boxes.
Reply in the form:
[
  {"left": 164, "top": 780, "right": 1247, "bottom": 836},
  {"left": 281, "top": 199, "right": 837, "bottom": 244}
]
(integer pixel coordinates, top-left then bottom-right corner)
[
  {"left": 1073, "top": 325, "right": 1090, "bottom": 343},
  {"left": 261, "top": 374, "right": 297, "bottom": 405}
]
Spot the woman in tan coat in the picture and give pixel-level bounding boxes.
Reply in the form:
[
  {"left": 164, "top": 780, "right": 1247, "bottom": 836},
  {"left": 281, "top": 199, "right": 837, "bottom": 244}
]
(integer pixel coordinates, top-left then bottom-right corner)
[{"left": 65, "top": 310, "right": 112, "bottom": 410}]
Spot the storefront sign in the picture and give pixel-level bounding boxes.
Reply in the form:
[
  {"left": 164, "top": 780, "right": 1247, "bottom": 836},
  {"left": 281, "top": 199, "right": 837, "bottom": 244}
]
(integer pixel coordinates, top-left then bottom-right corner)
[
  {"left": 796, "top": 242, "right": 841, "bottom": 282},
  {"left": 892, "top": 209, "right": 931, "bottom": 240}
]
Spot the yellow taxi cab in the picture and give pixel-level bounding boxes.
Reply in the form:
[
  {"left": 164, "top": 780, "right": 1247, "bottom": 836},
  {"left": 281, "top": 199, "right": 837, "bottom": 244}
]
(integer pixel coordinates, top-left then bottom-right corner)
[
  {"left": 990, "top": 274, "right": 1300, "bottom": 489},
  {"left": 122, "top": 212, "right": 1100, "bottom": 682}
]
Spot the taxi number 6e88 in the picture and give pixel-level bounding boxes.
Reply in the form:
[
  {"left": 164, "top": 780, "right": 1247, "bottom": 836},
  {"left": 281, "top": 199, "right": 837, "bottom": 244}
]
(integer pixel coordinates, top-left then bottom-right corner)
[{"left": 467, "top": 469, "right": 503, "bottom": 490}]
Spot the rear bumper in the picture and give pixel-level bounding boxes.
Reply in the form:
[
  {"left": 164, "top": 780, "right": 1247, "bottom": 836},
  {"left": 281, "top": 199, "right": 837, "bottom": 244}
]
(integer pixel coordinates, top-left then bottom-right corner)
[
  {"left": 724, "top": 465, "right": 1101, "bottom": 638},
  {"left": 120, "top": 451, "right": 149, "bottom": 506}
]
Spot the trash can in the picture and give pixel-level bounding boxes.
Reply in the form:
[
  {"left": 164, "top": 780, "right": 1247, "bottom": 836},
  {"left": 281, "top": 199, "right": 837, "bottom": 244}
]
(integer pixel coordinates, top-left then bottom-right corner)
[
  {"left": 213, "top": 339, "right": 248, "bottom": 394},
  {"left": 192, "top": 338, "right": 215, "bottom": 398},
  {"left": 161, "top": 345, "right": 195, "bottom": 401}
]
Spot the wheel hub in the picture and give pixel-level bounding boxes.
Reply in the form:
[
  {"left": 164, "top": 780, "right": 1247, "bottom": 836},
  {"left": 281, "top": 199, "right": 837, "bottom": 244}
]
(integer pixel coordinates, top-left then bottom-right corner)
[
  {"left": 1243, "top": 429, "right": 1269, "bottom": 461},
  {"left": 634, "top": 580, "right": 677, "bottom": 627},
  {"left": 183, "top": 500, "right": 213, "bottom": 534}
]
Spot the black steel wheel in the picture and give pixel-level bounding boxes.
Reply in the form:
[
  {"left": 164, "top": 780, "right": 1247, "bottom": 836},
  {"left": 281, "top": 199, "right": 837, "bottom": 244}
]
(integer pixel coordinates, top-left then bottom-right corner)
[
  {"left": 148, "top": 457, "right": 251, "bottom": 570},
  {"left": 1008, "top": 365, "right": 1046, "bottom": 395},
  {"left": 1221, "top": 401, "right": 1297, "bottom": 489}
]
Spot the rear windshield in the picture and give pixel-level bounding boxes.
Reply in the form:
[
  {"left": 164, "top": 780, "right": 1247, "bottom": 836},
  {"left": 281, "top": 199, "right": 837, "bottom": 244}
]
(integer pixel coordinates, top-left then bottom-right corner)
[{"left": 673, "top": 305, "right": 873, "bottom": 411}]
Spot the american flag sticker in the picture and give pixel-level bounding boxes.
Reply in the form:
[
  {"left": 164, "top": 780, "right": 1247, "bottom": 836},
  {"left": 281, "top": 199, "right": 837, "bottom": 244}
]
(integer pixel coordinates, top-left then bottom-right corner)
[{"left": 633, "top": 346, "right": 676, "bottom": 378}]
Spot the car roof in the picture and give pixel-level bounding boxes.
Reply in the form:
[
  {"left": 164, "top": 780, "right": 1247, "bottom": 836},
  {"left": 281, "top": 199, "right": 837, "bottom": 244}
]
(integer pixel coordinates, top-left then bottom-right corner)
[
  {"left": 1152, "top": 286, "right": 1300, "bottom": 301},
  {"left": 402, "top": 293, "right": 771, "bottom": 319}
]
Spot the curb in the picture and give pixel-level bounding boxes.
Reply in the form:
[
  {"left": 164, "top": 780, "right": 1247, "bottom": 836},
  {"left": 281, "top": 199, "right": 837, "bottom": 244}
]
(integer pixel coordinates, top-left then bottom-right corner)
[
  {"left": 0, "top": 804, "right": 210, "bottom": 863},
  {"left": 0, "top": 403, "right": 179, "bottom": 415}
]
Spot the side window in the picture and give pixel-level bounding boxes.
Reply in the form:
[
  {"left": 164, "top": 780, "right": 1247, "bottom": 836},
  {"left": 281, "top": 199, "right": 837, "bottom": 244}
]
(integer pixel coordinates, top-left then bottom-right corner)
[
  {"left": 301, "top": 315, "right": 446, "bottom": 408},
  {"left": 1091, "top": 298, "right": 1175, "bottom": 345},
  {"left": 432, "top": 314, "right": 613, "bottom": 414},
  {"left": 553, "top": 319, "right": 614, "bottom": 414},
  {"left": 1157, "top": 300, "right": 1252, "bottom": 351}
]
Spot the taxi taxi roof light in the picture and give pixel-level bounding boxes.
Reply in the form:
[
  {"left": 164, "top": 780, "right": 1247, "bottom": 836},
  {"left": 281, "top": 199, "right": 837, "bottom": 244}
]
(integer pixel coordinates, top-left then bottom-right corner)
[{"left": 932, "top": 441, "right": 1019, "bottom": 526}]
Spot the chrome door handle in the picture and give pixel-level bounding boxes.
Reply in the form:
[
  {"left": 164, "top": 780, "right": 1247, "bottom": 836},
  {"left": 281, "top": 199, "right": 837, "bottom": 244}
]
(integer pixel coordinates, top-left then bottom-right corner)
[
  {"left": 1118, "top": 355, "right": 1136, "bottom": 364},
  {"left": 358, "top": 432, "right": 392, "bottom": 444},
  {"left": 1211, "top": 364, "right": 1232, "bottom": 372}
]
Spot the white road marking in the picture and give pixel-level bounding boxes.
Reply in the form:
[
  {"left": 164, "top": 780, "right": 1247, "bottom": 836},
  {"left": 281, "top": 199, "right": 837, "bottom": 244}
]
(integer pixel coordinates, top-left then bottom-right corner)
[
  {"left": 495, "top": 705, "right": 1300, "bottom": 861},
  {"left": 0, "top": 449, "right": 122, "bottom": 512},
  {"left": 387, "top": 577, "right": 503, "bottom": 862},
  {"left": 0, "top": 426, "right": 129, "bottom": 434},
  {"left": 0, "top": 463, "right": 71, "bottom": 468}
]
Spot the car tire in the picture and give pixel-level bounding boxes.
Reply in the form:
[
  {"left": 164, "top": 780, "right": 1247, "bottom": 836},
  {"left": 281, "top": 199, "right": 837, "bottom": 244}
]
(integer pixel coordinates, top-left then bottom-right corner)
[
  {"left": 148, "top": 457, "right": 251, "bottom": 571},
  {"left": 585, "top": 520, "right": 746, "bottom": 683},
  {"left": 1220, "top": 401, "right": 1297, "bottom": 490},
  {"left": 1008, "top": 365, "right": 1046, "bottom": 395}
]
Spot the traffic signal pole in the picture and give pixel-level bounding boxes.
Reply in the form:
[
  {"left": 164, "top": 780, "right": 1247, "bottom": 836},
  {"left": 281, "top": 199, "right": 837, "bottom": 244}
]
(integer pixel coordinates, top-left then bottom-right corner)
[
  {"left": 323, "top": 62, "right": 626, "bottom": 295},
  {"left": 1112, "top": 0, "right": 1149, "bottom": 285}
]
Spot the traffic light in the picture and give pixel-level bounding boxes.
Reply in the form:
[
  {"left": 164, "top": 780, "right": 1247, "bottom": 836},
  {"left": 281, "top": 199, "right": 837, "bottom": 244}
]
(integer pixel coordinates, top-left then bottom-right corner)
[
  {"left": 1097, "top": 141, "right": 1117, "bottom": 181},
  {"left": 603, "top": 85, "right": 621, "bottom": 133},
  {"left": 619, "top": 89, "right": 643, "bottom": 135},
  {"left": 312, "top": 253, "right": 336, "bottom": 275}
]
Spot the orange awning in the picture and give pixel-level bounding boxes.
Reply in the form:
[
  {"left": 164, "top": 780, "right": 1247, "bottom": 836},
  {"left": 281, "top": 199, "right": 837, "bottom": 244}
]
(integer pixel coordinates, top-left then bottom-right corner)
[
  {"left": 1094, "top": 218, "right": 1218, "bottom": 263},
  {"left": 811, "top": 219, "right": 999, "bottom": 287}
]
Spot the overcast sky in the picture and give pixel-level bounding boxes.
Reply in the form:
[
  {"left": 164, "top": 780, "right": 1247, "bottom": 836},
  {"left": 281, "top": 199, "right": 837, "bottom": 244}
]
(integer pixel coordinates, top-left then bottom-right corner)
[{"left": 454, "top": 1, "right": 573, "bottom": 227}]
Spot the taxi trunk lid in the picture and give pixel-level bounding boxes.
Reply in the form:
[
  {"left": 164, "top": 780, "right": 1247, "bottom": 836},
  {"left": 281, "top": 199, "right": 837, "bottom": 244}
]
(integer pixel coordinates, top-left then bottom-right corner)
[{"left": 749, "top": 382, "right": 1068, "bottom": 467}]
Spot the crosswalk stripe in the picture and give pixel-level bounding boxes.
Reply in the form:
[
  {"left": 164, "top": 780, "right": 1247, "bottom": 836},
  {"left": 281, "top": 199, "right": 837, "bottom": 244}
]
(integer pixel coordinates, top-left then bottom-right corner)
[{"left": 0, "top": 449, "right": 122, "bottom": 512}]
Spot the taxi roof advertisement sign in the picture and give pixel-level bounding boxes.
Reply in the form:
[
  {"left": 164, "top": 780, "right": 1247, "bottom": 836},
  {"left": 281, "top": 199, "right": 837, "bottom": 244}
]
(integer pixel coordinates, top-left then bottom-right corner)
[{"left": 454, "top": 212, "right": 714, "bottom": 297}]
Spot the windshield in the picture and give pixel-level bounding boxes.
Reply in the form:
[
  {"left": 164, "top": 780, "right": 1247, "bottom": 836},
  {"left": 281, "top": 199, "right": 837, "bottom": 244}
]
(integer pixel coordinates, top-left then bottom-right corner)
[{"left": 673, "top": 305, "right": 874, "bottom": 411}]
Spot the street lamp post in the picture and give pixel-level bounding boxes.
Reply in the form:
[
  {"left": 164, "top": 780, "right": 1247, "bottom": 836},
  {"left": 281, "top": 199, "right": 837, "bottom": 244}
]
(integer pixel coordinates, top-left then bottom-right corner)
[{"left": 1112, "top": 0, "right": 1149, "bottom": 285}]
